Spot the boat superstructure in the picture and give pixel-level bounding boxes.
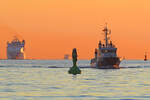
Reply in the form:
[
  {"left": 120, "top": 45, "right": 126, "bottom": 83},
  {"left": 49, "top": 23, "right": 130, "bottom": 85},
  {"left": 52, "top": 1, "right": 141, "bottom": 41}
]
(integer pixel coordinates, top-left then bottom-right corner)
[
  {"left": 91, "top": 24, "right": 120, "bottom": 69},
  {"left": 7, "top": 36, "right": 25, "bottom": 59}
]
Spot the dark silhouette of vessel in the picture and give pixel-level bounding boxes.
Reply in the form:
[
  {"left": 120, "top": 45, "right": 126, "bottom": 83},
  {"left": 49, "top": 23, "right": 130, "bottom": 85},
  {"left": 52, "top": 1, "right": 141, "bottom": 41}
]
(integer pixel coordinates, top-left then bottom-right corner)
[
  {"left": 7, "top": 36, "right": 25, "bottom": 59},
  {"left": 90, "top": 24, "right": 121, "bottom": 69}
]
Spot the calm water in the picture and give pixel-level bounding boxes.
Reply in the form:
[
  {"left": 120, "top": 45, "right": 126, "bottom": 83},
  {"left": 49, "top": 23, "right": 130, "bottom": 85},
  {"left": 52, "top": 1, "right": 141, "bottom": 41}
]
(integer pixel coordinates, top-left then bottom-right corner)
[{"left": 0, "top": 60, "right": 150, "bottom": 100}]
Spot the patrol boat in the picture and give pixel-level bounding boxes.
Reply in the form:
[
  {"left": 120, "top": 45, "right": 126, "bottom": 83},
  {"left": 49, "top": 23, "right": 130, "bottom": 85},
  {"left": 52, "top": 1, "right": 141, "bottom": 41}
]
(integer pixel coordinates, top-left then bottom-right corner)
[{"left": 91, "top": 24, "right": 121, "bottom": 69}]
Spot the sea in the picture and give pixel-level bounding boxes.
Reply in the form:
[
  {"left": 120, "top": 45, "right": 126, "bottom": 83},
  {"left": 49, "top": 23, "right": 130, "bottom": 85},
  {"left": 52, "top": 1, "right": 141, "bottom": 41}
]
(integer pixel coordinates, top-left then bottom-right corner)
[{"left": 0, "top": 60, "right": 150, "bottom": 100}]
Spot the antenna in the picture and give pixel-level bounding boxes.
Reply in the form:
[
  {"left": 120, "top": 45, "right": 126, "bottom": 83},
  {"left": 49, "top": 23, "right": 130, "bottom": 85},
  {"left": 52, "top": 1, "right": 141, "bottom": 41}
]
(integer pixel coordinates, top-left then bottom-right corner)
[
  {"left": 102, "top": 23, "right": 109, "bottom": 47},
  {"left": 102, "top": 23, "right": 112, "bottom": 47}
]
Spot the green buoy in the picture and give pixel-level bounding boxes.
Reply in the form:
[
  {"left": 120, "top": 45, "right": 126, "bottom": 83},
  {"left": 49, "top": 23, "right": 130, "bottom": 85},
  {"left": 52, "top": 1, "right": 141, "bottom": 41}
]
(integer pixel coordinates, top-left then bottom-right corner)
[{"left": 68, "top": 48, "right": 81, "bottom": 75}]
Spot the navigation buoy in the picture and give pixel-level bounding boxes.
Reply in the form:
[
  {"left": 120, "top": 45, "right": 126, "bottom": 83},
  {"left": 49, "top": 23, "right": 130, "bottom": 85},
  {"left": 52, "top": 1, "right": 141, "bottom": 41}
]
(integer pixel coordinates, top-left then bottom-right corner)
[
  {"left": 144, "top": 52, "right": 147, "bottom": 61},
  {"left": 68, "top": 48, "right": 81, "bottom": 75}
]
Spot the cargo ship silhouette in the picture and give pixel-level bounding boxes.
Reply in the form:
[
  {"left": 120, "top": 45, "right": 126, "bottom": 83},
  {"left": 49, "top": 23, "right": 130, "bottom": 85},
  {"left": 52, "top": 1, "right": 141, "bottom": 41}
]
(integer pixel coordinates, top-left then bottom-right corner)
[{"left": 7, "top": 36, "right": 25, "bottom": 59}]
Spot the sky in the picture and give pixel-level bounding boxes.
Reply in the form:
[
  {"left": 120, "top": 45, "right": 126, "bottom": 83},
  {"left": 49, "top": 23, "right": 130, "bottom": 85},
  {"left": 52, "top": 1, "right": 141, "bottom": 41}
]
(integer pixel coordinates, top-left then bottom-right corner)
[{"left": 0, "top": 0, "right": 150, "bottom": 59}]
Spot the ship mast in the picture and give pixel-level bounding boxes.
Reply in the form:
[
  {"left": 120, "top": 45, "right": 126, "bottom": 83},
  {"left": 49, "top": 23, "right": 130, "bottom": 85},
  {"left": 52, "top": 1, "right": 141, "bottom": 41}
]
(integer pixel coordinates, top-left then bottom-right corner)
[{"left": 103, "top": 23, "right": 110, "bottom": 47}]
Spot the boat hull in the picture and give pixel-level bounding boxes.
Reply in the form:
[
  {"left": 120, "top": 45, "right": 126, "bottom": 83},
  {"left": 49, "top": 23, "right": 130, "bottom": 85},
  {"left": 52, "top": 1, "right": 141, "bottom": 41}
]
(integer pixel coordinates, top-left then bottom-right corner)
[
  {"left": 7, "top": 52, "right": 25, "bottom": 59},
  {"left": 97, "top": 65, "right": 120, "bottom": 69},
  {"left": 7, "top": 47, "right": 25, "bottom": 59},
  {"left": 91, "top": 57, "right": 120, "bottom": 69},
  {"left": 97, "top": 57, "right": 120, "bottom": 69}
]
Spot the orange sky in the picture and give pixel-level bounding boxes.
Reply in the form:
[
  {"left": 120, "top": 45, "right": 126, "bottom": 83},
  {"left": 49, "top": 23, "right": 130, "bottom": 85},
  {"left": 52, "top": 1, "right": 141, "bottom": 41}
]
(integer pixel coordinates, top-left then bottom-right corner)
[{"left": 0, "top": 0, "right": 150, "bottom": 59}]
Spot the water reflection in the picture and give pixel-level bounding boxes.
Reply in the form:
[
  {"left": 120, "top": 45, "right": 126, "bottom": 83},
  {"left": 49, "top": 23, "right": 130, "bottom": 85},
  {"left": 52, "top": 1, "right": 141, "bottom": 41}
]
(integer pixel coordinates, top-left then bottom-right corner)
[{"left": 0, "top": 60, "right": 149, "bottom": 100}]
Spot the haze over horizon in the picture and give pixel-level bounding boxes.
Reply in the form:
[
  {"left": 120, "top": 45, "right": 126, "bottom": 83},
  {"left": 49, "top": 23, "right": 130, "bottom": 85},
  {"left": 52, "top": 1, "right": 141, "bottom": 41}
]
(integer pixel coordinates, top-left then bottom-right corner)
[{"left": 0, "top": 0, "right": 150, "bottom": 59}]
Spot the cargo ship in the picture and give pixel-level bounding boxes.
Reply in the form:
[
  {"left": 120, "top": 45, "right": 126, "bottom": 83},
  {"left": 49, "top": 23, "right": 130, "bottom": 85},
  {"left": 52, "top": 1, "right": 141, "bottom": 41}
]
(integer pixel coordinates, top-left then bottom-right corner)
[
  {"left": 90, "top": 24, "right": 121, "bottom": 69},
  {"left": 7, "top": 36, "right": 25, "bottom": 59}
]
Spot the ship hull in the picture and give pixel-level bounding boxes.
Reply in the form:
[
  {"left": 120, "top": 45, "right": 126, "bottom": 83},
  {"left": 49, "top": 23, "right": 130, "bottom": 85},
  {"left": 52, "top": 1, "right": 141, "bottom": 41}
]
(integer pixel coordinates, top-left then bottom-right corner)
[
  {"left": 97, "top": 57, "right": 120, "bottom": 69},
  {"left": 7, "top": 52, "right": 25, "bottom": 59},
  {"left": 97, "top": 65, "right": 120, "bottom": 69},
  {"left": 91, "top": 57, "right": 120, "bottom": 69},
  {"left": 7, "top": 47, "right": 25, "bottom": 60}
]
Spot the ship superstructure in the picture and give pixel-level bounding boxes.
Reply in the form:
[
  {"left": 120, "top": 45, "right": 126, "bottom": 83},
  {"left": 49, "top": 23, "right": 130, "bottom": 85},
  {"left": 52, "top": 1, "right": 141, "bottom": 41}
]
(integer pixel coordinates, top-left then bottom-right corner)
[
  {"left": 91, "top": 24, "right": 120, "bottom": 69},
  {"left": 7, "top": 36, "right": 25, "bottom": 59}
]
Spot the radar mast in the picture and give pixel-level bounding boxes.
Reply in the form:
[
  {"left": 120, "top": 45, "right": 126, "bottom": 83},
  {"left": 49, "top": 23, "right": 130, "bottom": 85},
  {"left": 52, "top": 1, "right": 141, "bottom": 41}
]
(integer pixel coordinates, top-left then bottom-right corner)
[{"left": 103, "top": 23, "right": 111, "bottom": 47}]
